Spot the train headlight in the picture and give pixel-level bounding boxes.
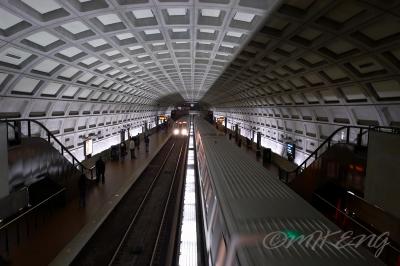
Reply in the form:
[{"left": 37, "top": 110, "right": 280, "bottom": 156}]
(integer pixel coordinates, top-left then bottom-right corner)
[
  {"left": 173, "top": 129, "right": 180, "bottom": 135},
  {"left": 181, "top": 128, "right": 188, "bottom": 136}
]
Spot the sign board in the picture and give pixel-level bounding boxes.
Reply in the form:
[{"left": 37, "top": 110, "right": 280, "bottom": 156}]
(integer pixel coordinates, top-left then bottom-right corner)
[
  {"left": 84, "top": 138, "right": 93, "bottom": 158},
  {"left": 286, "top": 142, "right": 295, "bottom": 162}
]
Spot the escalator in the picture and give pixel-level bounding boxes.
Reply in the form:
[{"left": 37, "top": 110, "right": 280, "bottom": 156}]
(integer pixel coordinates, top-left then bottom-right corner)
[
  {"left": 0, "top": 120, "right": 88, "bottom": 224},
  {"left": 286, "top": 126, "right": 400, "bottom": 265}
]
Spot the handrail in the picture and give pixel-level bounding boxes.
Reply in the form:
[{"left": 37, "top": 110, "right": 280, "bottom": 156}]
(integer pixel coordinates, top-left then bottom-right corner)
[
  {"left": 293, "top": 125, "right": 365, "bottom": 175},
  {"left": 290, "top": 125, "right": 400, "bottom": 176},
  {"left": 0, "top": 118, "right": 93, "bottom": 174},
  {"left": 0, "top": 187, "right": 66, "bottom": 230}
]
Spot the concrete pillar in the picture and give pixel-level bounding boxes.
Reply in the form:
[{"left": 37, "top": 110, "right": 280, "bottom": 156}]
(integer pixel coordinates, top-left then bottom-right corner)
[
  {"left": 0, "top": 123, "right": 9, "bottom": 198},
  {"left": 235, "top": 124, "right": 239, "bottom": 142},
  {"left": 224, "top": 117, "right": 227, "bottom": 134}
]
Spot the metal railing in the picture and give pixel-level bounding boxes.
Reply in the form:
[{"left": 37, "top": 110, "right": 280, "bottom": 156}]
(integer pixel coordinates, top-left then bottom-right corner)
[
  {"left": 0, "top": 188, "right": 66, "bottom": 255},
  {"left": 313, "top": 193, "right": 400, "bottom": 265},
  {"left": 1, "top": 118, "right": 94, "bottom": 177},
  {"left": 0, "top": 119, "right": 97, "bottom": 256},
  {"left": 290, "top": 125, "right": 399, "bottom": 177}
]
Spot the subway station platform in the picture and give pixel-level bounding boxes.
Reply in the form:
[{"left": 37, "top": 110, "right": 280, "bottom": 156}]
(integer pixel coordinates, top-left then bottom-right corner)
[
  {"left": 215, "top": 125, "right": 297, "bottom": 177},
  {"left": 4, "top": 129, "right": 171, "bottom": 266}
]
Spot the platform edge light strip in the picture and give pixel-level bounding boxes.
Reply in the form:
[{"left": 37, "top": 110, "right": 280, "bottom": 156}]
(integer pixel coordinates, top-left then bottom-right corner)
[{"left": 178, "top": 118, "right": 198, "bottom": 266}]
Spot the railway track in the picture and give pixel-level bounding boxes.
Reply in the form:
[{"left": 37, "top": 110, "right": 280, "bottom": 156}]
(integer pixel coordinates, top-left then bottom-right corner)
[{"left": 72, "top": 137, "right": 188, "bottom": 266}]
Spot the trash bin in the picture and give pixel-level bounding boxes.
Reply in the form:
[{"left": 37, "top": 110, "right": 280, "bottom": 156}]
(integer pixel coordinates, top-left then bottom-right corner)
[
  {"left": 111, "top": 145, "right": 120, "bottom": 160},
  {"left": 263, "top": 148, "right": 272, "bottom": 164}
]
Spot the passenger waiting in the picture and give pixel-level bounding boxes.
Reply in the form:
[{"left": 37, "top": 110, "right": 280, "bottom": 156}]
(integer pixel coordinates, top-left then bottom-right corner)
[
  {"left": 145, "top": 135, "right": 150, "bottom": 152},
  {"left": 95, "top": 156, "right": 106, "bottom": 184},
  {"left": 120, "top": 142, "right": 127, "bottom": 160},
  {"left": 136, "top": 133, "right": 140, "bottom": 150},
  {"left": 129, "top": 137, "right": 136, "bottom": 159}
]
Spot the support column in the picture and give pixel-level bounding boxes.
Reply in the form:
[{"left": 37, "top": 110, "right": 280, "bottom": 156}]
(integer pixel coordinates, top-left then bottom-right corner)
[
  {"left": 0, "top": 123, "right": 9, "bottom": 198},
  {"left": 224, "top": 117, "right": 227, "bottom": 134},
  {"left": 235, "top": 124, "right": 239, "bottom": 142}
]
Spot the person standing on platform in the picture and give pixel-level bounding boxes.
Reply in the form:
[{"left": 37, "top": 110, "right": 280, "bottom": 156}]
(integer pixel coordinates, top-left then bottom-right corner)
[
  {"left": 120, "top": 142, "right": 127, "bottom": 161},
  {"left": 136, "top": 133, "right": 140, "bottom": 150},
  {"left": 95, "top": 156, "right": 106, "bottom": 184},
  {"left": 129, "top": 137, "right": 136, "bottom": 159},
  {"left": 78, "top": 173, "right": 87, "bottom": 208},
  {"left": 145, "top": 134, "right": 150, "bottom": 152}
]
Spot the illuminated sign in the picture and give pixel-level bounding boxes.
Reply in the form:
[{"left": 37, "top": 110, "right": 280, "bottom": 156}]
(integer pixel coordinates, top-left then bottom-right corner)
[
  {"left": 286, "top": 143, "right": 295, "bottom": 161},
  {"left": 84, "top": 138, "right": 93, "bottom": 157}
]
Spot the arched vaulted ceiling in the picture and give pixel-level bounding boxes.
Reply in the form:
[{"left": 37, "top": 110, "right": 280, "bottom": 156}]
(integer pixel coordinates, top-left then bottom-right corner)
[
  {"left": 204, "top": 0, "right": 400, "bottom": 161},
  {"left": 1, "top": 0, "right": 400, "bottom": 161},
  {"left": 0, "top": 0, "right": 277, "bottom": 154}
]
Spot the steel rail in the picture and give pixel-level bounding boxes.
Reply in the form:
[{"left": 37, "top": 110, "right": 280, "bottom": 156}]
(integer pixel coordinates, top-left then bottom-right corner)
[
  {"left": 107, "top": 141, "right": 177, "bottom": 266},
  {"left": 149, "top": 143, "right": 186, "bottom": 266}
]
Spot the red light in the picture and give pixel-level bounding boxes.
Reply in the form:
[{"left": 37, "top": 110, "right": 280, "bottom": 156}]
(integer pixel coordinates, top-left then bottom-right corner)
[{"left": 355, "top": 165, "right": 364, "bottom": 172}]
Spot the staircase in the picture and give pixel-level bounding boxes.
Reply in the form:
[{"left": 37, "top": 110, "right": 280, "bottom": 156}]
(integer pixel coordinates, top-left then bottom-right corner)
[
  {"left": 0, "top": 119, "right": 94, "bottom": 256},
  {"left": 285, "top": 125, "right": 400, "bottom": 265}
]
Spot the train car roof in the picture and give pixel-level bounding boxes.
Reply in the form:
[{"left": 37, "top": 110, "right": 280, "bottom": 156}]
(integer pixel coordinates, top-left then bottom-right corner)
[{"left": 194, "top": 118, "right": 384, "bottom": 266}]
